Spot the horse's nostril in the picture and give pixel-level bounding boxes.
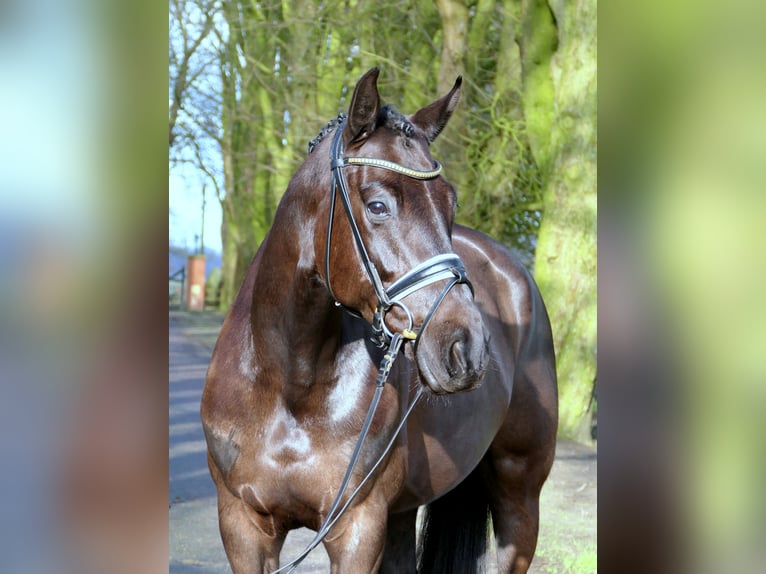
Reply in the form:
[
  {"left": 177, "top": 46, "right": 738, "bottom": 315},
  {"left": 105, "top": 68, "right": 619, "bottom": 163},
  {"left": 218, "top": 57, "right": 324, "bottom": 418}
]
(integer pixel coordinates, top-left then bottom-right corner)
[{"left": 448, "top": 337, "right": 467, "bottom": 377}]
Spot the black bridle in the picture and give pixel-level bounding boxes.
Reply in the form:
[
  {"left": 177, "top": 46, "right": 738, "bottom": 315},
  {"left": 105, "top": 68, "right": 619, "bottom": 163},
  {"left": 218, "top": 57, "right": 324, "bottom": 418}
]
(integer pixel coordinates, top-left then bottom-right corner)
[
  {"left": 271, "top": 120, "right": 473, "bottom": 573},
  {"left": 325, "top": 118, "right": 473, "bottom": 350}
]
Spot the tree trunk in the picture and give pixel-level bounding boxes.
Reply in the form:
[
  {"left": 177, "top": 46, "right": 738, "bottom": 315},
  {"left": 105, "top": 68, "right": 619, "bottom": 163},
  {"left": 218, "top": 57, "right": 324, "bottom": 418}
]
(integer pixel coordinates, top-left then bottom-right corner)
[
  {"left": 218, "top": 214, "right": 238, "bottom": 311},
  {"left": 433, "top": 0, "right": 470, "bottom": 206},
  {"left": 517, "top": 0, "right": 558, "bottom": 175},
  {"left": 529, "top": 0, "right": 597, "bottom": 440},
  {"left": 434, "top": 0, "right": 469, "bottom": 95}
]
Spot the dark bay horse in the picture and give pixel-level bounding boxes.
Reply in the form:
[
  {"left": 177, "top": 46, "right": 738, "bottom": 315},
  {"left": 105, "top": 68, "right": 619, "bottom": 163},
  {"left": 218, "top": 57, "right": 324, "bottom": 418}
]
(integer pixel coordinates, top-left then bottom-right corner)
[{"left": 201, "top": 68, "right": 558, "bottom": 574}]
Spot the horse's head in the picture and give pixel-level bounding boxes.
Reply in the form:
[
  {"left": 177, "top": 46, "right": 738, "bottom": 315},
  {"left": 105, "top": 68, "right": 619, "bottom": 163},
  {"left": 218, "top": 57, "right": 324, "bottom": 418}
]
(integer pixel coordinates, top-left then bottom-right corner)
[{"left": 315, "top": 68, "right": 489, "bottom": 394}]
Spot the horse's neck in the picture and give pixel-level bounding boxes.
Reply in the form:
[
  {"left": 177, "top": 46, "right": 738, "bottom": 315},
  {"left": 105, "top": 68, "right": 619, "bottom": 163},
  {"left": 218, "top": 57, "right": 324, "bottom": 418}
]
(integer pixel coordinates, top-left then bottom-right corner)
[
  {"left": 243, "top": 231, "right": 406, "bottom": 423},
  {"left": 249, "top": 230, "right": 344, "bottom": 397}
]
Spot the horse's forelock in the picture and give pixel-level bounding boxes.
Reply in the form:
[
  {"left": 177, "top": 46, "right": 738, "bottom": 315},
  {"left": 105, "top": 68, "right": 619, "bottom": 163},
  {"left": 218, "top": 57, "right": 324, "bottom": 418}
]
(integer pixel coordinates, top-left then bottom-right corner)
[{"left": 377, "top": 105, "right": 415, "bottom": 138}]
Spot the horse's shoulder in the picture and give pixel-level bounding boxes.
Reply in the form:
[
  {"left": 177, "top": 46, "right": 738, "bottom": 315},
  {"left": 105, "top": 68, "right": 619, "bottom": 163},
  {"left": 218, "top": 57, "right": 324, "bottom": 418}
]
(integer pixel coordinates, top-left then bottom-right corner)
[
  {"left": 453, "top": 225, "right": 536, "bottom": 295},
  {"left": 452, "top": 225, "right": 553, "bottom": 361}
]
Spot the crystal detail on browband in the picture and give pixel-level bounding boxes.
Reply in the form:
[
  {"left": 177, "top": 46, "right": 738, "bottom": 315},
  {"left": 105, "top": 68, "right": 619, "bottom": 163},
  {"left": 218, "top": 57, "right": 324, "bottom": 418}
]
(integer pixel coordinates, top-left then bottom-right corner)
[{"left": 343, "top": 157, "right": 442, "bottom": 180}]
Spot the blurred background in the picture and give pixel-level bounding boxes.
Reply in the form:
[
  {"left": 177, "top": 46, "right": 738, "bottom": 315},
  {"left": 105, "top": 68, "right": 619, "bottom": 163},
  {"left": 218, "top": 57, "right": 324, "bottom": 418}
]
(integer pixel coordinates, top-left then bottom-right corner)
[
  {"left": 599, "top": 0, "right": 766, "bottom": 572},
  {"left": 1, "top": 0, "right": 764, "bottom": 572},
  {"left": 0, "top": 1, "right": 166, "bottom": 573}
]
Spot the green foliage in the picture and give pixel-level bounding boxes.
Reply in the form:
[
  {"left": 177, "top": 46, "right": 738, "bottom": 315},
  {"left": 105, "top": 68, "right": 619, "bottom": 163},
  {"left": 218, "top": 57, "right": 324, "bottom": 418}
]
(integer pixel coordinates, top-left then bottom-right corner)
[{"left": 432, "top": 0, "right": 547, "bottom": 266}]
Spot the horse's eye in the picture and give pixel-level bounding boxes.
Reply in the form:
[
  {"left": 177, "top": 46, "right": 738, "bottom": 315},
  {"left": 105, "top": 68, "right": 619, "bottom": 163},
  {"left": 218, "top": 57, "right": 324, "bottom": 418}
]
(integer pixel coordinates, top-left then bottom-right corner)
[{"left": 367, "top": 200, "right": 390, "bottom": 218}]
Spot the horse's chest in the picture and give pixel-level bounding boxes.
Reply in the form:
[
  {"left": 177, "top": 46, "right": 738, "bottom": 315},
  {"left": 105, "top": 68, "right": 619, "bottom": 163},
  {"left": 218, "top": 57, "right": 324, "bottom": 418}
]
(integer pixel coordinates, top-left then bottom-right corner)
[{"left": 233, "top": 414, "right": 357, "bottom": 520}]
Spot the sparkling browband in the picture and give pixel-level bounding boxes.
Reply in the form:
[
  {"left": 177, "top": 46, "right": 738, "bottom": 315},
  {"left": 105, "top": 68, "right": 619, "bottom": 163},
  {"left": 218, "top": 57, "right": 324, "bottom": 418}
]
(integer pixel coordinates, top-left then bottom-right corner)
[{"left": 337, "top": 156, "right": 443, "bottom": 180}]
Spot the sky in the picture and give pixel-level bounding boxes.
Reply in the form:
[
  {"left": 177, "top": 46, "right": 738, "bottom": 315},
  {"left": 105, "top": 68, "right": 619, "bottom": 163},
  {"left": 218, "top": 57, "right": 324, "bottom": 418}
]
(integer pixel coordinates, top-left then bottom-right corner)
[
  {"left": 0, "top": 0, "right": 96, "bottom": 241},
  {"left": 169, "top": 165, "right": 223, "bottom": 254},
  {"left": 169, "top": 1, "right": 224, "bottom": 256}
]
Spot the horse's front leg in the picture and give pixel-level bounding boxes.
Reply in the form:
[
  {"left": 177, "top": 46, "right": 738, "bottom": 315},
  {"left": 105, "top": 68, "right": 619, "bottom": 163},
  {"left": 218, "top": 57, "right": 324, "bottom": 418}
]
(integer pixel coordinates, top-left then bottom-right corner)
[
  {"left": 217, "top": 494, "right": 287, "bottom": 574},
  {"left": 322, "top": 497, "right": 389, "bottom": 574},
  {"left": 209, "top": 459, "right": 286, "bottom": 574}
]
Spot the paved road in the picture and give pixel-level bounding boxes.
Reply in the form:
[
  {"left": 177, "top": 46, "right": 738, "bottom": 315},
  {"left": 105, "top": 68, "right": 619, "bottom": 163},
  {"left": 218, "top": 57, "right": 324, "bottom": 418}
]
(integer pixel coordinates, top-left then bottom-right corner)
[{"left": 169, "top": 311, "right": 596, "bottom": 573}]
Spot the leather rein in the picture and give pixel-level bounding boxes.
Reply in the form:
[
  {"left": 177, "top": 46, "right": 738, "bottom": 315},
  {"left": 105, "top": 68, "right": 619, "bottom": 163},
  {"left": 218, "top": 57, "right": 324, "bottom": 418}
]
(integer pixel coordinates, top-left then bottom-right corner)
[{"left": 271, "top": 120, "right": 472, "bottom": 573}]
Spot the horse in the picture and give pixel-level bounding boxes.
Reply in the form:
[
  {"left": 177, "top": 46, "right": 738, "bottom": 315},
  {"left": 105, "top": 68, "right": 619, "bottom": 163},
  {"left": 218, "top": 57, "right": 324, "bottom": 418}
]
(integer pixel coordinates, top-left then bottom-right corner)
[{"left": 200, "top": 67, "right": 558, "bottom": 574}]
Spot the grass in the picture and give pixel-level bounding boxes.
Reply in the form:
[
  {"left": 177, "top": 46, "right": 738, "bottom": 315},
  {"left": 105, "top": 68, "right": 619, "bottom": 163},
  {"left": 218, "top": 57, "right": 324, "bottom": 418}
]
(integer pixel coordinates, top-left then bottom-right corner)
[
  {"left": 535, "top": 541, "right": 597, "bottom": 574},
  {"left": 531, "top": 440, "right": 597, "bottom": 574}
]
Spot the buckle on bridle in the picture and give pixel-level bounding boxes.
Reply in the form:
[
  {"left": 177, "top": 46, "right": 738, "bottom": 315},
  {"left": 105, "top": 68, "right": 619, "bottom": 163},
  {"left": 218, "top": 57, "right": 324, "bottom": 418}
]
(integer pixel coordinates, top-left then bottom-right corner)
[
  {"left": 370, "top": 256, "right": 473, "bottom": 349},
  {"left": 372, "top": 301, "right": 417, "bottom": 348}
]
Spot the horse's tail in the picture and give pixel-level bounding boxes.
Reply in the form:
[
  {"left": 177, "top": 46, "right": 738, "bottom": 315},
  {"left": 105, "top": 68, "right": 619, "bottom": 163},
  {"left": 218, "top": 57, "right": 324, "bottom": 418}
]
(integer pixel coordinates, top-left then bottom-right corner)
[{"left": 417, "top": 467, "right": 491, "bottom": 574}]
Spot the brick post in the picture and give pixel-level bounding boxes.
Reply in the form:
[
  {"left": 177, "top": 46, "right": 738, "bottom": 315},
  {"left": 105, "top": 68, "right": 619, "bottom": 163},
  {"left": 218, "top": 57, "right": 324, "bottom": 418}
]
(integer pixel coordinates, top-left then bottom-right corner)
[{"left": 186, "top": 255, "right": 206, "bottom": 311}]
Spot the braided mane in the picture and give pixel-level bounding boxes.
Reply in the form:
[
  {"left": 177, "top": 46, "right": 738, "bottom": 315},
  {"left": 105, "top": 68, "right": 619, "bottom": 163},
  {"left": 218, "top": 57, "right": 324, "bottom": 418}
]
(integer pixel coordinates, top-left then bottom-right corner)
[
  {"left": 307, "top": 113, "right": 347, "bottom": 155},
  {"left": 307, "top": 105, "right": 415, "bottom": 155}
]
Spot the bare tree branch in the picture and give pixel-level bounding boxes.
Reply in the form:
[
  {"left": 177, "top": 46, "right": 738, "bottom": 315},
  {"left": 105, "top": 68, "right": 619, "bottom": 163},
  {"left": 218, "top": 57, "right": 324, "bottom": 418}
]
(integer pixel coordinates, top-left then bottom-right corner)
[{"left": 169, "top": 0, "right": 217, "bottom": 148}]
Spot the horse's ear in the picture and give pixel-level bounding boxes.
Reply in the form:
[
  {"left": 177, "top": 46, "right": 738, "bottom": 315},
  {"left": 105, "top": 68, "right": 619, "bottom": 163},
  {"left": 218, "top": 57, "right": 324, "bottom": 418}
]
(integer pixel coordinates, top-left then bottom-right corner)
[
  {"left": 343, "top": 67, "right": 381, "bottom": 146},
  {"left": 410, "top": 76, "right": 462, "bottom": 143}
]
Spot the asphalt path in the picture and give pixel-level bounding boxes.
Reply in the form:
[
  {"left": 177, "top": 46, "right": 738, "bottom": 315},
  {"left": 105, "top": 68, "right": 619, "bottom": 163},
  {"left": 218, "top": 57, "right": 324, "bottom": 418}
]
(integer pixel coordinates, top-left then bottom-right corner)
[{"left": 169, "top": 311, "right": 596, "bottom": 573}]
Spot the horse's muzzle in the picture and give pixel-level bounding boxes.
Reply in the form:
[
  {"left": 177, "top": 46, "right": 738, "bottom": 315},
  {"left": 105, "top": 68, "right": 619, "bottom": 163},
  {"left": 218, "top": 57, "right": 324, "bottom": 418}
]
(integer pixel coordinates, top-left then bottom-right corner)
[
  {"left": 443, "top": 327, "right": 490, "bottom": 392},
  {"left": 416, "top": 312, "right": 490, "bottom": 395}
]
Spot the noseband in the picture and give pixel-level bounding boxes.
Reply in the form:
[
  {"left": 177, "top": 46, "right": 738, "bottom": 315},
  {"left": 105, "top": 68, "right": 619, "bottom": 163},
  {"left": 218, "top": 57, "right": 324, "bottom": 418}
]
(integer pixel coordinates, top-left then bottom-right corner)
[{"left": 325, "top": 119, "right": 473, "bottom": 350}]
